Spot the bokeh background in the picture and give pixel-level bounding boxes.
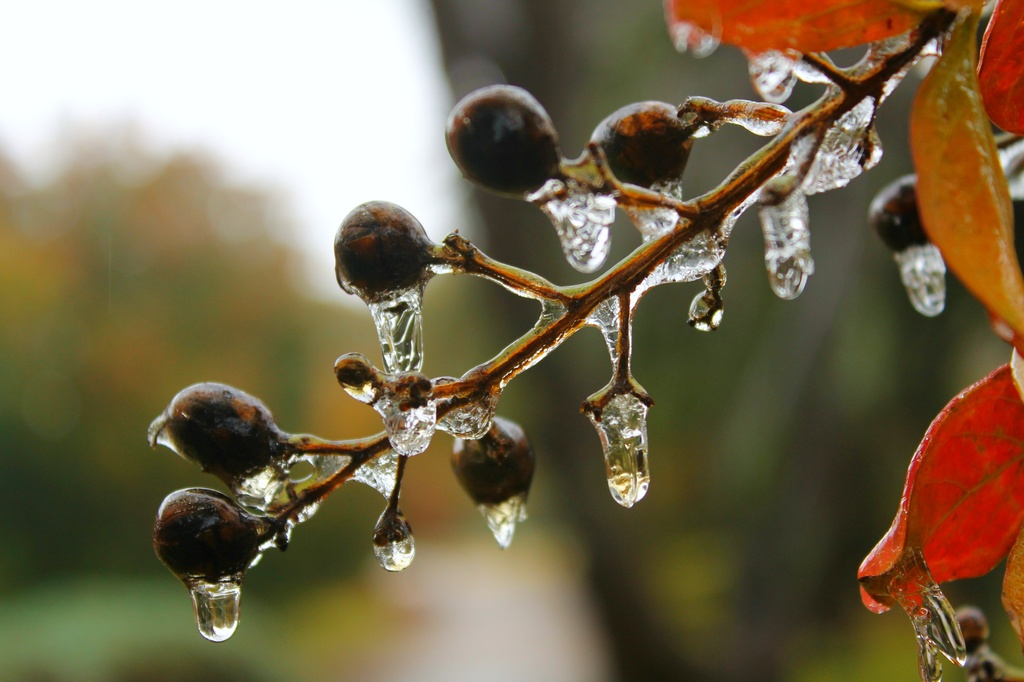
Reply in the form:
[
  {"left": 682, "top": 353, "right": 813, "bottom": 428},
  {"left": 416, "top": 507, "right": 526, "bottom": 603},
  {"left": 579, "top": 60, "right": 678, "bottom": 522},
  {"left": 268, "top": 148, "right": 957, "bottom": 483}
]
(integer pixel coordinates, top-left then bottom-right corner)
[{"left": 1, "top": 1, "right": 1018, "bottom": 680}]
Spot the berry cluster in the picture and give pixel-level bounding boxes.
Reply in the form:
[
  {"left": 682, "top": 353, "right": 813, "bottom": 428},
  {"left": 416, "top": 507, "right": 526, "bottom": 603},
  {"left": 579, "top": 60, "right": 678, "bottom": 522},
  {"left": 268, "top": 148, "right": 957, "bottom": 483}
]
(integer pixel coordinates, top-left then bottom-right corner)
[{"left": 149, "top": 17, "right": 964, "bottom": 643}]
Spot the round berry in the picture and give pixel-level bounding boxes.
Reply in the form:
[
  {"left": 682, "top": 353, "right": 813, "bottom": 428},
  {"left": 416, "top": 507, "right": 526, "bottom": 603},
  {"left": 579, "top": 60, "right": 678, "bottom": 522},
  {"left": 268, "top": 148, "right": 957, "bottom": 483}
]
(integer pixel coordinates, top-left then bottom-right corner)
[
  {"left": 149, "top": 383, "right": 285, "bottom": 486},
  {"left": 956, "top": 605, "right": 989, "bottom": 655},
  {"left": 446, "top": 84, "right": 561, "bottom": 197},
  {"left": 451, "top": 417, "right": 534, "bottom": 506},
  {"left": 334, "top": 201, "right": 435, "bottom": 302},
  {"left": 591, "top": 101, "right": 693, "bottom": 189},
  {"left": 153, "top": 488, "right": 267, "bottom": 583},
  {"left": 869, "top": 175, "right": 928, "bottom": 253}
]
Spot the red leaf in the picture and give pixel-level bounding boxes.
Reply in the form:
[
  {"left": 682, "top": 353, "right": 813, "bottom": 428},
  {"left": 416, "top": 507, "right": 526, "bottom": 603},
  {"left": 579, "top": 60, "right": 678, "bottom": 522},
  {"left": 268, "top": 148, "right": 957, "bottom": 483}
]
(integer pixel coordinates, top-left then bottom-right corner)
[
  {"left": 859, "top": 364, "right": 1024, "bottom": 612},
  {"left": 979, "top": 0, "right": 1024, "bottom": 134},
  {"left": 911, "top": 13, "right": 1024, "bottom": 355},
  {"left": 663, "top": 0, "right": 928, "bottom": 54}
]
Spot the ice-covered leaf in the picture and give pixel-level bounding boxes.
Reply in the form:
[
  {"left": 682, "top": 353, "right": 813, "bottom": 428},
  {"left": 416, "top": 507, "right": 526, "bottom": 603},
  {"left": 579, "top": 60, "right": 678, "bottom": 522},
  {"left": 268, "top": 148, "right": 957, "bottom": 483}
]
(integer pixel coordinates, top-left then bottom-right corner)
[
  {"left": 859, "top": 365, "right": 1024, "bottom": 614},
  {"left": 664, "top": 0, "right": 929, "bottom": 55},
  {"left": 979, "top": 0, "right": 1024, "bottom": 134},
  {"left": 911, "top": 13, "right": 1024, "bottom": 352}
]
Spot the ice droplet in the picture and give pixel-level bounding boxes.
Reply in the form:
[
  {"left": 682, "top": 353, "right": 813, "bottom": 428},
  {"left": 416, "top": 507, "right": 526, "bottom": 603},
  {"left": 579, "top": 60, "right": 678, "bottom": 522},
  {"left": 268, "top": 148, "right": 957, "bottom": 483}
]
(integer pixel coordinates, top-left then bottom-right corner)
[
  {"left": 352, "top": 451, "right": 399, "bottom": 498},
  {"left": 435, "top": 378, "right": 499, "bottom": 440},
  {"left": 373, "top": 508, "right": 415, "bottom": 571},
  {"left": 895, "top": 244, "right": 946, "bottom": 317},
  {"left": 747, "top": 49, "right": 799, "bottom": 103},
  {"left": 670, "top": 20, "right": 719, "bottom": 58},
  {"left": 189, "top": 580, "right": 242, "bottom": 642},
  {"left": 233, "top": 466, "right": 292, "bottom": 513},
  {"left": 644, "top": 229, "right": 724, "bottom": 289},
  {"left": 759, "top": 183, "right": 814, "bottom": 300},
  {"left": 588, "top": 393, "right": 650, "bottom": 508},
  {"left": 367, "top": 287, "right": 425, "bottom": 373},
  {"left": 588, "top": 297, "right": 621, "bottom": 365},
  {"left": 689, "top": 265, "right": 726, "bottom": 332},
  {"left": 889, "top": 548, "right": 967, "bottom": 677},
  {"left": 374, "top": 381, "right": 437, "bottom": 457},
  {"left": 537, "top": 180, "right": 616, "bottom": 273},
  {"left": 627, "top": 180, "right": 683, "bottom": 239},
  {"left": 796, "top": 97, "right": 881, "bottom": 195},
  {"left": 479, "top": 493, "right": 528, "bottom": 549}
]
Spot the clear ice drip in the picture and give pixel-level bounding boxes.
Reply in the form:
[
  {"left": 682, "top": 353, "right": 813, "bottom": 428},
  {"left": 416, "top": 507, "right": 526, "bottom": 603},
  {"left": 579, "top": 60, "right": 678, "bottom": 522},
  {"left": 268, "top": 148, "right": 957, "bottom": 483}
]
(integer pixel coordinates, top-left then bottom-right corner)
[
  {"left": 367, "top": 287, "right": 425, "bottom": 373},
  {"left": 536, "top": 180, "right": 616, "bottom": 273},
  {"left": 889, "top": 548, "right": 967, "bottom": 681},
  {"left": 689, "top": 266, "right": 726, "bottom": 332},
  {"left": 189, "top": 580, "right": 242, "bottom": 642},
  {"left": 628, "top": 180, "right": 683, "bottom": 239},
  {"left": 352, "top": 451, "right": 400, "bottom": 498},
  {"left": 373, "top": 508, "right": 415, "bottom": 572},
  {"left": 644, "top": 230, "right": 724, "bottom": 289},
  {"left": 588, "top": 297, "right": 621, "bottom": 365},
  {"left": 479, "top": 493, "right": 528, "bottom": 549},
  {"left": 435, "top": 377, "right": 499, "bottom": 440},
  {"left": 895, "top": 244, "right": 946, "bottom": 317},
  {"left": 795, "top": 97, "right": 882, "bottom": 195},
  {"left": 374, "top": 388, "right": 437, "bottom": 457},
  {"left": 748, "top": 49, "right": 799, "bottom": 103},
  {"left": 670, "top": 21, "right": 719, "bottom": 58},
  {"left": 588, "top": 393, "right": 650, "bottom": 508},
  {"left": 759, "top": 183, "right": 814, "bottom": 300}
]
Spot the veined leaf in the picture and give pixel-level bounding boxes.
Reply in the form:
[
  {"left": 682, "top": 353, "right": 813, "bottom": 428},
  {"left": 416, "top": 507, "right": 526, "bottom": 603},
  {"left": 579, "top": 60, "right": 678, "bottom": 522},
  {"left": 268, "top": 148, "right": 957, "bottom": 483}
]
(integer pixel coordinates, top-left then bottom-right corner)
[
  {"left": 979, "top": 0, "right": 1024, "bottom": 134},
  {"left": 663, "top": 0, "right": 931, "bottom": 54},
  {"left": 911, "top": 13, "right": 1024, "bottom": 354},
  {"left": 859, "top": 365, "right": 1024, "bottom": 612}
]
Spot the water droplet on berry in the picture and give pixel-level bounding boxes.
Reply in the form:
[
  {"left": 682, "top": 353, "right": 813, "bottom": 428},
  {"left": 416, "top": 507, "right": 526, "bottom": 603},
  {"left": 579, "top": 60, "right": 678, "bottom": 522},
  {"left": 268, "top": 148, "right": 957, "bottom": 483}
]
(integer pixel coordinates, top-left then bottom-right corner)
[
  {"left": 367, "top": 286, "right": 425, "bottom": 373},
  {"left": 747, "top": 49, "right": 799, "bottom": 103},
  {"left": 189, "top": 579, "right": 242, "bottom": 642},
  {"left": 479, "top": 494, "right": 528, "bottom": 549},
  {"left": 587, "top": 393, "right": 650, "bottom": 508},
  {"left": 669, "top": 21, "right": 719, "bottom": 58},
  {"left": 373, "top": 508, "right": 415, "bottom": 572},
  {"left": 895, "top": 244, "right": 946, "bottom": 317},
  {"left": 535, "top": 180, "right": 616, "bottom": 273},
  {"left": 759, "top": 180, "right": 814, "bottom": 300}
]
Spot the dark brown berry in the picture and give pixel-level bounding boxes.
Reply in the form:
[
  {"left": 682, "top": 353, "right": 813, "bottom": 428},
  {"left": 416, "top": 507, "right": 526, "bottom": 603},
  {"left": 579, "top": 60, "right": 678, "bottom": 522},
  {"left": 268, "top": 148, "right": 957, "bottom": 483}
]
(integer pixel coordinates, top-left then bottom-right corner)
[
  {"left": 446, "top": 84, "right": 561, "bottom": 197},
  {"left": 149, "top": 383, "right": 285, "bottom": 487},
  {"left": 956, "top": 605, "right": 989, "bottom": 655},
  {"left": 869, "top": 175, "right": 929, "bottom": 253},
  {"left": 334, "top": 201, "right": 435, "bottom": 302},
  {"left": 591, "top": 101, "right": 693, "bottom": 189},
  {"left": 153, "top": 488, "right": 267, "bottom": 583},
  {"left": 451, "top": 417, "right": 534, "bottom": 506}
]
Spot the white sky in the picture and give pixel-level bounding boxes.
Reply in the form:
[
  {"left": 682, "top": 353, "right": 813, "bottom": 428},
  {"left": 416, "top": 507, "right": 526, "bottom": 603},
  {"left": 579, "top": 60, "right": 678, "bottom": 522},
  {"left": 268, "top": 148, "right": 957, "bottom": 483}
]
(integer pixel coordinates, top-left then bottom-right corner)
[{"left": 0, "top": 0, "right": 462, "bottom": 299}]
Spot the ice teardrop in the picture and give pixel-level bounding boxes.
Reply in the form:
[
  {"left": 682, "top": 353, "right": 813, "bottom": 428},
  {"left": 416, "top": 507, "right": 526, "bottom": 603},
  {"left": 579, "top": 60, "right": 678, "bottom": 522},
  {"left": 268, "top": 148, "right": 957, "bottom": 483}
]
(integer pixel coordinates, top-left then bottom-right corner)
[
  {"left": 688, "top": 265, "right": 726, "bottom": 332},
  {"left": 747, "top": 49, "right": 799, "bottom": 104},
  {"left": 367, "top": 287, "right": 425, "bottom": 373},
  {"left": 895, "top": 244, "right": 946, "bottom": 317},
  {"left": 587, "top": 393, "right": 651, "bottom": 508},
  {"left": 373, "top": 507, "right": 415, "bottom": 571},
  {"left": 759, "top": 180, "right": 814, "bottom": 300},
  {"left": 534, "top": 179, "right": 616, "bottom": 273},
  {"left": 189, "top": 580, "right": 243, "bottom": 643}
]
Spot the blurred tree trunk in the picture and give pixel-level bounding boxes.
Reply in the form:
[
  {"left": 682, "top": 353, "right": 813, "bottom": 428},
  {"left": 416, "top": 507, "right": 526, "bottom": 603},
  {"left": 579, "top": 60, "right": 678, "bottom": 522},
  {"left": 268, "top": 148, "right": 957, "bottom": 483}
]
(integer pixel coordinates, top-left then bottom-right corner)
[{"left": 427, "top": 1, "right": 710, "bottom": 680}]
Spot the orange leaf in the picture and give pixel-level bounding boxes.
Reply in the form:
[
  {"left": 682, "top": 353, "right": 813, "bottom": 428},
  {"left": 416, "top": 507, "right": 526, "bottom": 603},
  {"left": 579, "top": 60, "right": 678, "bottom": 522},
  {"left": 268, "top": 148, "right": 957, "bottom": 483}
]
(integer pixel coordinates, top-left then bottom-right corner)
[
  {"left": 663, "top": 0, "right": 929, "bottom": 54},
  {"left": 911, "top": 14, "right": 1024, "bottom": 354},
  {"left": 979, "top": 0, "right": 1024, "bottom": 134},
  {"left": 859, "top": 365, "right": 1024, "bottom": 612},
  {"left": 1003, "top": 523, "right": 1024, "bottom": 648}
]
